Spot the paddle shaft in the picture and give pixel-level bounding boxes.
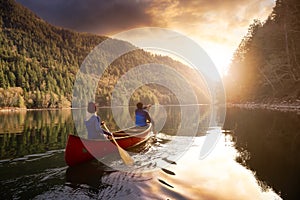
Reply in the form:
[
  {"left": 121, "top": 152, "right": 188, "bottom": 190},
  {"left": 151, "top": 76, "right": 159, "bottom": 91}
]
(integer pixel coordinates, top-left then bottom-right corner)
[
  {"left": 104, "top": 124, "right": 121, "bottom": 149},
  {"left": 102, "top": 124, "right": 134, "bottom": 165}
]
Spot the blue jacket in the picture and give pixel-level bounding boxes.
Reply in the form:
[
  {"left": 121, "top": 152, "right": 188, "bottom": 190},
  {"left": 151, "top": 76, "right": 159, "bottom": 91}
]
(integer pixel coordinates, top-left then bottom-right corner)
[{"left": 135, "top": 108, "right": 151, "bottom": 126}]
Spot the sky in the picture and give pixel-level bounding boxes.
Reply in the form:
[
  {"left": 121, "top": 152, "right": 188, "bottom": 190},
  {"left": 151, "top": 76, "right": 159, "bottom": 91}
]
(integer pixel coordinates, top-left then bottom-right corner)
[{"left": 17, "top": 0, "right": 276, "bottom": 75}]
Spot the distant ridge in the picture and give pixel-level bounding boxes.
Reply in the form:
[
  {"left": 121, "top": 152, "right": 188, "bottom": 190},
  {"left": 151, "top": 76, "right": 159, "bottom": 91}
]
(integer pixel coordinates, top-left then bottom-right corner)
[{"left": 0, "top": 0, "right": 210, "bottom": 109}]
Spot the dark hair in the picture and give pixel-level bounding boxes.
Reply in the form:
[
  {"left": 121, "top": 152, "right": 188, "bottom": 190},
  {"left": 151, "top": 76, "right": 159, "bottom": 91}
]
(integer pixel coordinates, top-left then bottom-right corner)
[
  {"left": 87, "top": 102, "right": 96, "bottom": 113},
  {"left": 136, "top": 102, "right": 143, "bottom": 109}
]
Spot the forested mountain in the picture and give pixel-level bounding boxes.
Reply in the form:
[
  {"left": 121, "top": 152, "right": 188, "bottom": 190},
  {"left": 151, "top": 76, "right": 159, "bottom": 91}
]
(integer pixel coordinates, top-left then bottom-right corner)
[
  {"left": 225, "top": 0, "right": 300, "bottom": 105},
  {"left": 0, "top": 0, "right": 106, "bottom": 108},
  {"left": 0, "top": 0, "right": 209, "bottom": 109}
]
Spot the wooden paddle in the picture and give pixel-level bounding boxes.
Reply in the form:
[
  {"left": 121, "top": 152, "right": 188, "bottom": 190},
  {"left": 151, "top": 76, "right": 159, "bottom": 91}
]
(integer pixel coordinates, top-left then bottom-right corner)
[{"left": 102, "top": 123, "right": 134, "bottom": 166}]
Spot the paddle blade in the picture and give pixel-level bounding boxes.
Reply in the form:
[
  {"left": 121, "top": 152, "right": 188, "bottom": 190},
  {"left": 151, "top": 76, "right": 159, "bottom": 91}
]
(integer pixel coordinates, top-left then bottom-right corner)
[
  {"left": 117, "top": 147, "right": 134, "bottom": 166},
  {"left": 111, "top": 136, "right": 134, "bottom": 166}
]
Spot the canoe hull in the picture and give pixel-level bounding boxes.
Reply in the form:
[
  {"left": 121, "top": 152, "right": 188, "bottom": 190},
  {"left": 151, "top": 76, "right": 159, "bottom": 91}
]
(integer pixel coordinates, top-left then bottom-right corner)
[{"left": 65, "top": 124, "right": 152, "bottom": 167}]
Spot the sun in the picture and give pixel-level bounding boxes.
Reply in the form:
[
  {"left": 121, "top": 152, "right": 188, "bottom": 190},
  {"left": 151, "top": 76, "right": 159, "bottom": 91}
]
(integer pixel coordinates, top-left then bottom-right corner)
[{"left": 197, "top": 42, "right": 233, "bottom": 77}]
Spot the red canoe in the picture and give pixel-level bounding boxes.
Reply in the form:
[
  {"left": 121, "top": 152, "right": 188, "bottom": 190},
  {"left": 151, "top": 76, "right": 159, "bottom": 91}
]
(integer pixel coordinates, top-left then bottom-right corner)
[{"left": 65, "top": 123, "right": 152, "bottom": 167}]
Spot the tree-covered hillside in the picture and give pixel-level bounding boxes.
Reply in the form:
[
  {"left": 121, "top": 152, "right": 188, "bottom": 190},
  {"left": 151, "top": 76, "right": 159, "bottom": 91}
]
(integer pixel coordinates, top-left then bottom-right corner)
[
  {"left": 225, "top": 0, "right": 300, "bottom": 105},
  {"left": 0, "top": 0, "right": 209, "bottom": 109},
  {"left": 0, "top": 0, "right": 107, "bottom": 108}
]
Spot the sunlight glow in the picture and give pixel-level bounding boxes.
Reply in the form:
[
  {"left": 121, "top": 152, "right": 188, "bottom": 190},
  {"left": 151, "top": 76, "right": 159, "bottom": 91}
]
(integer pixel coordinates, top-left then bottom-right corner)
[{"left": 202, "top": 43, "right": 233, "bottom": 76}]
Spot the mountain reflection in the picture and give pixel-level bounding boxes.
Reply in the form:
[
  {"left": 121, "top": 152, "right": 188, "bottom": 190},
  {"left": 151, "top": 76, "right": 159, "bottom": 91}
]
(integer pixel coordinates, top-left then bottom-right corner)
[{"left": 0, "top": 110, "right": 74, "bottom": 159}]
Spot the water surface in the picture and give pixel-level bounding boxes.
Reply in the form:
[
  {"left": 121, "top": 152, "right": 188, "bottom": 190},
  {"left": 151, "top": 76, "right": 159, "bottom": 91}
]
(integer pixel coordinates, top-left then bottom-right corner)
[
  {"left": 224, "top": 108, "right": 300, "bottom": 200},
  {"left": 0, "top": 107, "right": 296, "bottom": 199}
]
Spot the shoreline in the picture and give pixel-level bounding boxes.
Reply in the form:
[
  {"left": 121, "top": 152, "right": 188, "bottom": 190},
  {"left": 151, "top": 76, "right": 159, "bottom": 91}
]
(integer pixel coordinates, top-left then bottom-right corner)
[
  {"left": 2, "top": 102, "right": 300, "bottom": 113},
  {"left": 0, "top": 107, "right": 73, "bottom": 112},
  {"left": 227, "top": 102, "right": 300, "bottom": 113}
]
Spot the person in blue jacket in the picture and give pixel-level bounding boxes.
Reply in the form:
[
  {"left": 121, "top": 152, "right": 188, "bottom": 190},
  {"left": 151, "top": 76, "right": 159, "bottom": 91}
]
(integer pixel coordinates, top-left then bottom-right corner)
[
  {"left": 85, "top": 102, "right": 112, "bottom": 139},
  {"left": 135, "top": 102, "right": 152, "bottom": 127}
]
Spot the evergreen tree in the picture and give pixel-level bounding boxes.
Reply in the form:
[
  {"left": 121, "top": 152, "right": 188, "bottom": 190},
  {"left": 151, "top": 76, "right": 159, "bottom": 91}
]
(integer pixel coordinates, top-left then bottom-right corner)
[{"left": 225, "top": 0, "right": 300, "bottom": 104}]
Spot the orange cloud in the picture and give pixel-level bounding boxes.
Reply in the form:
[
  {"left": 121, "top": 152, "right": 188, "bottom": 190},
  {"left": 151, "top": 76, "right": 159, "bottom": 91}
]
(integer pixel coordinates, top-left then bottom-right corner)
[
  {"left": 146, "top": 0, "right": 274, "bottom": 43},
  {"left": 144, "top": 0, "right": 275, "bottom": 74},
  {"left": 17, "top": 0, "right": 275, "bottom": 74}
]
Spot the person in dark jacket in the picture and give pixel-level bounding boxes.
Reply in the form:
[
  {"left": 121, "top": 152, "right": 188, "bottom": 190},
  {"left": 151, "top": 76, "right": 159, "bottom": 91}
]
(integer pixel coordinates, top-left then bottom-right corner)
[
  {"left": 135, "top": 102, "right": 151, "bottom": 127},
  {"left": 85, "top": 102, "right": 112, "bottom": 139}
]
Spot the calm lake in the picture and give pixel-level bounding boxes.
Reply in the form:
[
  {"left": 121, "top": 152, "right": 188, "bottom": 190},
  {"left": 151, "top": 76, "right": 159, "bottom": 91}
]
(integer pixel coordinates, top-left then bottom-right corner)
[{"left": 0, "top": 106, "right": 299, "bottom": 199}]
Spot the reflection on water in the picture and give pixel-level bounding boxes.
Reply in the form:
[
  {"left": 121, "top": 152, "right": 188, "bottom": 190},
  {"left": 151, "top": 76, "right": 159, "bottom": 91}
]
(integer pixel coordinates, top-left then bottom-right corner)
[
  {"left": 148, "top": 136, "right": 280, "bottom": 200},
  {"left": 0, "top": 107, "right": 294, "bottom": 199},
  {"left": 0, "top": 110, "right": 74, "bottom": 159},
  {"left": 224, "top": 108, "right": 300, "bottom": 200},
  {"left": 0, "top": 134, "right": 281, "bottom": 200}
]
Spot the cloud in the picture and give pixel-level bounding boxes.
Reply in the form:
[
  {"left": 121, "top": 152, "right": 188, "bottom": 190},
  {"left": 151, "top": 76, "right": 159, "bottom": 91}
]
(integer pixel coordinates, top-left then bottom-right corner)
[
  {"left": 143, "top": 0, "right": 275, "bottom": 73},
  {"left": 146, "top": 0, "right": 274, "bottom": 44},
  {"left": 16, "top": 0, "right": 275, "bottom": 73},
  {"left": 17, "top": 0, "right": 154, "bottom": 35},
  {"left": 17, "top": 0, "right": 274, "bottom": 38}
]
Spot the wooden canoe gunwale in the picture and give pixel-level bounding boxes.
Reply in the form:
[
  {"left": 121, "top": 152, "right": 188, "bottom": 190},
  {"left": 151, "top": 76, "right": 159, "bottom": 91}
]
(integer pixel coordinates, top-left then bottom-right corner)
[
  {"left": 77, "top": 123, "right": 152, "bottom": 142},
  {"left": 111, "top": 123, "right": 152, "bottom": 140}
]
